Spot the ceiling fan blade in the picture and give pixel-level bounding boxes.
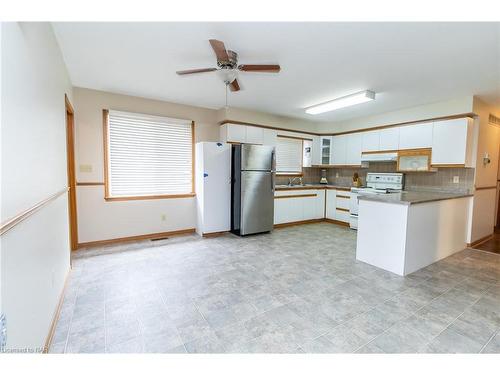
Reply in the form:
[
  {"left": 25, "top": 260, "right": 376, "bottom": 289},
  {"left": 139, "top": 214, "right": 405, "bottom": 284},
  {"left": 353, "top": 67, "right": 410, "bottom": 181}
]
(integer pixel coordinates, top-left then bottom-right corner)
[
  {"left": 229, "top": 78, "right": 241, "bottom": 92},
  {"left": 238, "top": 64, "right": 281, "bottom": 73},
  {"left": 209, "top": 39, "right": 229, "bottom": 61},
  {"left": 176, "top": 68, "right": 217, "bottom": 75}
]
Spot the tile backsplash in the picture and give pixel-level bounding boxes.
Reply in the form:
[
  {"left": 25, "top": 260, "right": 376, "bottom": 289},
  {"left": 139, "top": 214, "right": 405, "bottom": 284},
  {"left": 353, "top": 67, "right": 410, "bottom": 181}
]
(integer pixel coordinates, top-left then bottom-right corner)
[{"left": 277, "top": 163, "right": 474, "bottom": 194}]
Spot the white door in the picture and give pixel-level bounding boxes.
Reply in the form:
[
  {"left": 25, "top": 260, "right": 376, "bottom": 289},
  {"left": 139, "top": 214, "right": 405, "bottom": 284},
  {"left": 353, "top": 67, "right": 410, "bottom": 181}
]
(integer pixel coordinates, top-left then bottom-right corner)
[
  {"left": 245, "top": 126, "right": 264, "bottom": 145},
  {"left": 346, "top": 133, "right": 363, "bottom": 165},
  {"left": 227, "top": 124, "right": 247, "bottom": 143},
  {"left": 312, "top": 136, "right": 321, "bottom": 165},
  {"left": 399, "top": 123, "right": 433, "bottom": 149},
  {"left": 331, "top": 135, "right": 347, "bottom": 165},
  {"left": 431, "top": 118, "right": 468, "bottom": 165},
  {"left": 201, "top": 142, "right": 231, "bottom": 233},
  {"left": 325, "top": 189, "right": 336, "bottom": 219},
  {"left": 362, "top": 130, "right": 380, "bottom": 152},
  {"left": 315, "top": 190, "right": 326, "bottom": 219},
  {"left": 262, "top": 128, "right": 277, "bottom": 147},
  {"left": 379, "top": 127, "right": 400, "bottom": 150},
  {"left": 320, "top": 136, "right": 332, "bottom": 165},
  {"left": 302, "top": 195, "right": 317, "bottom": 220}
]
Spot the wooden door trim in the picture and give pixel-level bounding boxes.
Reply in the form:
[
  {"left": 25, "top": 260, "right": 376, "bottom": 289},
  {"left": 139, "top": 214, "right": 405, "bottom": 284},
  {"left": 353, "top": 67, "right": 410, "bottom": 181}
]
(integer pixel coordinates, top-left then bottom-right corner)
[{"left": 65, "top": 94, "right": 78, "bottom": 251}]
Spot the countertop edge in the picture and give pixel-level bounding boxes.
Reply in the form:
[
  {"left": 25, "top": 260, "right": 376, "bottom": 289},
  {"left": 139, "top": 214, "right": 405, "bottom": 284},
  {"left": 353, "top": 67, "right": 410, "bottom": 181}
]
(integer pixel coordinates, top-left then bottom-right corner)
[
  {"left": 275, "top": 185, "right": 352, "bottom": 191},
  {"left": 358, "top": 193, "right": 473, "bottom": 205}
]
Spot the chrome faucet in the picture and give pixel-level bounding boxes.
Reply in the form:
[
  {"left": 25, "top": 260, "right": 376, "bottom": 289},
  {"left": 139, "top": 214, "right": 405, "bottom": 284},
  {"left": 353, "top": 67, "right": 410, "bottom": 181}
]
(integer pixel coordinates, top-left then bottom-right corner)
[{"left": 288, "top": 176, "right": 303, "bottom": 186}]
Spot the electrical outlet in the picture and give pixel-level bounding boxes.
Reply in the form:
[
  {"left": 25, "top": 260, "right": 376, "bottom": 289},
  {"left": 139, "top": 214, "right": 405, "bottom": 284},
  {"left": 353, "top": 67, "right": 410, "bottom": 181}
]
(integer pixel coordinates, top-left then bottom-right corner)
[
  {"left": 335, "top": 172, "right": 340, "bottom": 178},
  {"left": 79, "top": 164, "right": 93, "bottom": 173},
  {"left": 453, "top": 176, "right": 460, "bottom": 184},
  {"left": 161, "top": 214, "right": 166, "bottom": 221}
]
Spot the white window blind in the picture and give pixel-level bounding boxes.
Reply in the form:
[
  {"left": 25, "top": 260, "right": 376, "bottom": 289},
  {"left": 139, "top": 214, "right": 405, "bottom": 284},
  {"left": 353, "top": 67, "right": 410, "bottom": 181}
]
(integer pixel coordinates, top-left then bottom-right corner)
[
  {"left": 276, "top": 137, "right": 303, "bottom": 174},
  {"left": 106, "top": 110, "right": 193, "bottom": 197}
]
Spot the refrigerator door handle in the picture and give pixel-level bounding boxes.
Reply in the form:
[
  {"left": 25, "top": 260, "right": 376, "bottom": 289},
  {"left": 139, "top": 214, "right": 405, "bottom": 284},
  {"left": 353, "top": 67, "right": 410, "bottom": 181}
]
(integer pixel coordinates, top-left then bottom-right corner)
[{"left": 271, "top": 149, "right": 276, "bottom": 192}]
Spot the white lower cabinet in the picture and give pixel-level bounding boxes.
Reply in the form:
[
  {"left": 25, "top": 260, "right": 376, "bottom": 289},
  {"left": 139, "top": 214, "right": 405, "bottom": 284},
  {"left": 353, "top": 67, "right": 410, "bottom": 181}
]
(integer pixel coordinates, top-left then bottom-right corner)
[
  {"left": 325, "top": 189, "right": 336, "bottom": 219},
  {"left": 274, "top": 189, "right": 325, "bottom": 225},
  {"left": 325, "top": 188, "right": 350, "bottom": 223}
]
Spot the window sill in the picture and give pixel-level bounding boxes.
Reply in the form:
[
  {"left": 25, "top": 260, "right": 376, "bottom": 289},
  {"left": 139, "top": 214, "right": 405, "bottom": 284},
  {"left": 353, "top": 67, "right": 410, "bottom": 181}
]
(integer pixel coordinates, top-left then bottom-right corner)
[{"left": 105, "top": 193, "right": 196, "bottom": 202}]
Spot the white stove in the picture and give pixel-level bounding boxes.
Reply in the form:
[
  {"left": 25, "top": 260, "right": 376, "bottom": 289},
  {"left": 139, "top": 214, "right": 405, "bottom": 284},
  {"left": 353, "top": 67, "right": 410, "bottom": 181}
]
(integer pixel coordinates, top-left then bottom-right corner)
[{"left": 349, "top": 173, "right": 404, "bottom": 229}]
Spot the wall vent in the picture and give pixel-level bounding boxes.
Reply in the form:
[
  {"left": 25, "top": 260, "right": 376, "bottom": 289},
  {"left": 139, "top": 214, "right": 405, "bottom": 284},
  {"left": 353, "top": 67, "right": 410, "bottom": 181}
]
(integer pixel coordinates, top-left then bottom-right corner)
[{"left": 489, "top": 114, "right": 500, "bottom": 126}]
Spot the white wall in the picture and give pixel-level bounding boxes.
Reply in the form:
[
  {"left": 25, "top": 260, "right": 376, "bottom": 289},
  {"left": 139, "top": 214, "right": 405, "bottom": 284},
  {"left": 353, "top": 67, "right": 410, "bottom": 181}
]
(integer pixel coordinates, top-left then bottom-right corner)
[
  {"left": 74, "top": 88, "right": 219, "bottom": 243},
  {"left": 1, "top": 22, "right": 72, "bottom": 349}
]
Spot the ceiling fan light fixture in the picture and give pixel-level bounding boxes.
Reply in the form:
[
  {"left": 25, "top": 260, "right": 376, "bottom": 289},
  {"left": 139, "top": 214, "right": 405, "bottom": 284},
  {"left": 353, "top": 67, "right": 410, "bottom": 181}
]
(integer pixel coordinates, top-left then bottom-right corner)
[
  {"left": 305, "top": 90, "right": 376, "bottom": 115},
  {"left": 217, "top": 69, "right": 238, "bottom": 84}
]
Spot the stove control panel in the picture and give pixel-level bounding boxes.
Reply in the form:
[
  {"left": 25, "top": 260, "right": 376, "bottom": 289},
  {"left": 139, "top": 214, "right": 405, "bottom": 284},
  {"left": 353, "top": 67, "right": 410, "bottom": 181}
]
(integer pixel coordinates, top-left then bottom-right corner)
[{"left": 366, "top": 173, "right": 404, "bottom": 190}]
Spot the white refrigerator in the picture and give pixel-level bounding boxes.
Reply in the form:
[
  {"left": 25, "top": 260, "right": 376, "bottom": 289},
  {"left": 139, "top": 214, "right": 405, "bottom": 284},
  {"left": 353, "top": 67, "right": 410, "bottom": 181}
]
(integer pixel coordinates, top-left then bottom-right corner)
[{"left": 195, "top": 142, "right": 231, "bottom": 236}]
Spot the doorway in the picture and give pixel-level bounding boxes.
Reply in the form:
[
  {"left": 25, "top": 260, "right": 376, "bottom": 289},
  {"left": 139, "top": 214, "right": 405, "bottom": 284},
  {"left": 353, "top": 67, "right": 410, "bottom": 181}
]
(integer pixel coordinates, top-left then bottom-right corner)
[{"left": 65, "top": 94, "right": 78, "bottom": 250}]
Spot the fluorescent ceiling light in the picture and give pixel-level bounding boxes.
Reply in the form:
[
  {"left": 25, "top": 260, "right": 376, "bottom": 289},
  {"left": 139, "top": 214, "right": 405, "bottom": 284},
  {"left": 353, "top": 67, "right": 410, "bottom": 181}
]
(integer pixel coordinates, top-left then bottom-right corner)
[{"left": 305, "top": 90, "right": 376, "bottom": 115}]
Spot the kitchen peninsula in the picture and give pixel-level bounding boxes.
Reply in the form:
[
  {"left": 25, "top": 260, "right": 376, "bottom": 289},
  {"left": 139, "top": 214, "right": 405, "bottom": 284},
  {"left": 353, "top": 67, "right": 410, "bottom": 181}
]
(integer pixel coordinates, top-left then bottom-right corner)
[{"left": 356, "top": 191, "right": 473, "bottom": 276}]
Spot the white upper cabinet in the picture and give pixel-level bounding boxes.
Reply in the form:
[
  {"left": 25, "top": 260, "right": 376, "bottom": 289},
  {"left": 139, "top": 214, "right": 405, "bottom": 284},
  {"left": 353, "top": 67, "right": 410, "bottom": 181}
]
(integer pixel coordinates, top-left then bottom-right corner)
[
  {"left": 245, "top": 126, "right": 264, "bottom": 144},
  {"left": 262, "top": 128, "right": 277, "bottom": 146},
  {"left": 379, "top": 127, "right": 400, "bottom": 151},
  {"left": 346, "top": 133, "right": 363, "bottom": 165},
  {"left": 220, "top": 123, "right": 263, "bottom": 144},
  {"left": 311, "top": 136, "right": 321, "bottom": 165},
  {"left": 398, "top": 123, "right": 433, "bottom": 150},
  {"left": 320, "top": 136, "right": 333, "bottom": 165},
  {"left": 331, "top": 135, "right": 347, "bottom": 165},
  {"left": 221, "top": 123, "right": 246, "bottom": 143},
  {"left": 431, "top": 118, "right": 474, "bottom": 167},
  {"left": 362, "top": 130, "right": 380, "bottom": 152}
]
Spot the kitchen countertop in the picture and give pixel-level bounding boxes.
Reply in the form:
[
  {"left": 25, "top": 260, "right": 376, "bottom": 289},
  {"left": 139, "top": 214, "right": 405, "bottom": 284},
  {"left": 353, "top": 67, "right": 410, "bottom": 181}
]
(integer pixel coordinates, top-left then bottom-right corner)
[
  {"left": 357, "top": 190, "right": 473, "bottom": 205},
  {"left": 275, "top": 184, "right": 353, "bottom": 191}
]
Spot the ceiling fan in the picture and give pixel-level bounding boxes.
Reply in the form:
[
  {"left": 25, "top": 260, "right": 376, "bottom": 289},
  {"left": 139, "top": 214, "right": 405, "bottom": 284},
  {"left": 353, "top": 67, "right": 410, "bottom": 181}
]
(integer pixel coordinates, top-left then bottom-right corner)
[{"left": 176, "top": 39, "right": 281, "bottom": 92}]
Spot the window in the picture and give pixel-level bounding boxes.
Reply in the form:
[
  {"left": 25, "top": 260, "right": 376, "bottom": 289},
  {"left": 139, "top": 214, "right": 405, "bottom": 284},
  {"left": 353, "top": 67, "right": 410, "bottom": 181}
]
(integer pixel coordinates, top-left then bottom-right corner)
[
  {"left": 275, "top": 136, "right": 303, "bottom": 175},
  {"left": 104, "top": 110, "right": 194, "bottom": 200}
]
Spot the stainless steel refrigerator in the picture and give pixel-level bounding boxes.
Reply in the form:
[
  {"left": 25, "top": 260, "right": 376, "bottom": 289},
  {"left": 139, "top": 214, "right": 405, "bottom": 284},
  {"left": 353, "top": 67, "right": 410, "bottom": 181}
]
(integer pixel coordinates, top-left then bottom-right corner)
[{"left": 231, "top": 144, "right": 275, "bottom": 236}]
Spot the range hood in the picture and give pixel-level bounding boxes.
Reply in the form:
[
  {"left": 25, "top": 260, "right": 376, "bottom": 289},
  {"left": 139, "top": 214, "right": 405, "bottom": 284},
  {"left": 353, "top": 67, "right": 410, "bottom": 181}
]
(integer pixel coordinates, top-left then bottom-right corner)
[{"left": 361, "top": 152, "right": 398, "bottom": 162}]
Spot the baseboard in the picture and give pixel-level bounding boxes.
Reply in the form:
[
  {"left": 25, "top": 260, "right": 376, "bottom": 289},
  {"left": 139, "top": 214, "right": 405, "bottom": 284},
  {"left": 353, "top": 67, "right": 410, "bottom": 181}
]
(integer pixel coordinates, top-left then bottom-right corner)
[
  {"left": 77, "top": 228, "right": 196, "bottom": 249},
  {"left": 324, "top": 218, "right": 350, "bottom": 227},
  {"left": 44, "top": 267, "right": 71, "bottom": 353},
  {"left": 468, "top": 233, "right": 494, "bottom": 248},
  {"left": 273, "top": 218, "right": 350, "bottom": 229}
]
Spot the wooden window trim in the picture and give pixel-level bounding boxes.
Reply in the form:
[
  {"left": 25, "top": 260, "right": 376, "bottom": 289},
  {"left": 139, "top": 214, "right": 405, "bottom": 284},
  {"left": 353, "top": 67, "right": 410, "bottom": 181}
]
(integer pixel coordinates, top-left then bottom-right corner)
[{"left": 103, "top": 110, "right": 196, "bottom": 201}]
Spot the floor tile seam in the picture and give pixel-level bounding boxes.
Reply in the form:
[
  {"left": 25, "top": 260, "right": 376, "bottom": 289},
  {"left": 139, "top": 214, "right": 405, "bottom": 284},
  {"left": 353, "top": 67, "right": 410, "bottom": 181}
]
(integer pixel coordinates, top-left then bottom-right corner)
[
  {"left": 354, "top": 280, "right": 462, "bottom": 354},
  {"left": 479, "top": 327, "right": 499, "bottom": 353},
  {"left": 155, "top": 279, "right": 187, "bottom": 353},
  {"left": 416, "top": 284, "right": 494, "bottom": 353},
  {"left": 62, "top": 269, "right": 84, "bottom": 353}
]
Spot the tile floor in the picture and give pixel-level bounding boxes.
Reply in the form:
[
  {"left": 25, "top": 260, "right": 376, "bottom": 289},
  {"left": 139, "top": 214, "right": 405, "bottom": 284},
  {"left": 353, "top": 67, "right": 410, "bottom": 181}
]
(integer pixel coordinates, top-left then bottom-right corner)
[{"left": 50, "top": 223, "right": 500, "bottom": 353}]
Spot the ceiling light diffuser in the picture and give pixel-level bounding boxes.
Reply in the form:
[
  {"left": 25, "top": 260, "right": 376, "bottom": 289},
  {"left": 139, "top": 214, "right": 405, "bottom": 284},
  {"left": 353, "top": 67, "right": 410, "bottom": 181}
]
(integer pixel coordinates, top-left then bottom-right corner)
[{"left": 305, "top": 90, "right": 376, "bottom": 115}]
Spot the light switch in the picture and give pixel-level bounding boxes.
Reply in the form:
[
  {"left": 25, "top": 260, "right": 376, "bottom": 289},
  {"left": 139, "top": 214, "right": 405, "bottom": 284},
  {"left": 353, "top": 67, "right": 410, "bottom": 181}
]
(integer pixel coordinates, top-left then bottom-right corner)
[
  {"left": 79, "top": 164, "right": 93, "bottom": 173},
  {"left": 453, "top": 176, "right": 460, "bottom": 184}
]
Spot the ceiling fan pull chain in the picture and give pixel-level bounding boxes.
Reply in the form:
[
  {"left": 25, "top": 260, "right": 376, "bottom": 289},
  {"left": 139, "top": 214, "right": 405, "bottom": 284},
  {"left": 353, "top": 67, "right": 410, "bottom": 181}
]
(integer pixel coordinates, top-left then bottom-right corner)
[{"left": 225, "top": 83, "right": 228, "bottom": 108}]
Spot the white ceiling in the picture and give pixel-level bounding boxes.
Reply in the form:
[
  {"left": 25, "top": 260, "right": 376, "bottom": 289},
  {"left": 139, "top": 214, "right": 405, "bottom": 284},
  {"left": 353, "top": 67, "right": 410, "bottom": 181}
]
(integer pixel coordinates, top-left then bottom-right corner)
[{"left": 52, "top": 22, "right": 500, "bottom": 123}]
